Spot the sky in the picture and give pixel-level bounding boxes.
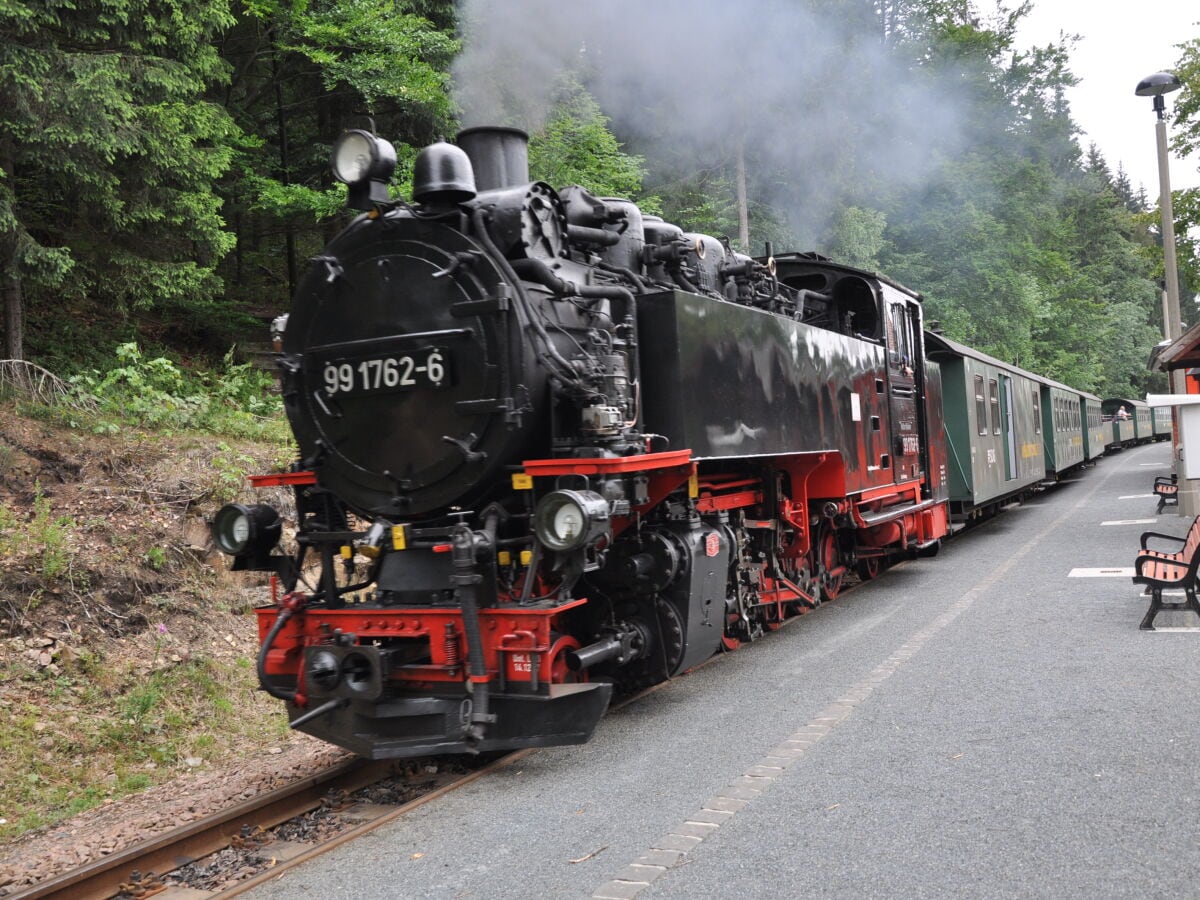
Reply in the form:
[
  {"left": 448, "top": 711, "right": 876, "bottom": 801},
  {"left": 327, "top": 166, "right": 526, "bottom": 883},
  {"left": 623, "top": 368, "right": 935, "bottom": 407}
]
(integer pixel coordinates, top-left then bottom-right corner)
[{"left": 1015, "top": 0, "right": 1200, "bottom": 194}]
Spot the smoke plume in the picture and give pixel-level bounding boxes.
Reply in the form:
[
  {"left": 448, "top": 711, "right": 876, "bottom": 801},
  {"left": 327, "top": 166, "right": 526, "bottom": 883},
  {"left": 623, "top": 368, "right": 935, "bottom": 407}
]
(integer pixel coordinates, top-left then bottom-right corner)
[{"left": 452, "top": 0, "right": 974, "bottom": 247}]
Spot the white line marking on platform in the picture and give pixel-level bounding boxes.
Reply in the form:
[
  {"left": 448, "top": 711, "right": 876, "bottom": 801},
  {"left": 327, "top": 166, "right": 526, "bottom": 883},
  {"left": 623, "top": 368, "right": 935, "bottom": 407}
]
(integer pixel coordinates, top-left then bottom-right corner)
[
  {"left": 1069, "top": 567, "right": 1134, "bottom": 577},
  {"left": 1139, "top": 463, "right": 1166, "bottom": 467},
  {"left": 1101, "top": 519, "right": 1157, "bottom": 526},
  {"left": 1118, "top": 494, "right": 1154, "bottom": 500}
]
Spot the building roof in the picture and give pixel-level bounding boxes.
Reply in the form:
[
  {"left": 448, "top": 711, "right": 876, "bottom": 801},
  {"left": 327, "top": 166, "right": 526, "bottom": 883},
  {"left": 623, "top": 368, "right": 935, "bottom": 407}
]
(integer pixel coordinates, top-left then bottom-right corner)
[{"left": 1149, "top": 322, "right": 1200, "bottom": 372}]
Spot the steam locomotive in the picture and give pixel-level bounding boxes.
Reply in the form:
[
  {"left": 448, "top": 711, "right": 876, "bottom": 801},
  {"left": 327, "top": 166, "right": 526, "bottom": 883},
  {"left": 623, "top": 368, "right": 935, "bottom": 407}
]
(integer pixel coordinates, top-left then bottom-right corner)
[{"left": 214, "top": 125, "right": 1103, "bottom": 759}]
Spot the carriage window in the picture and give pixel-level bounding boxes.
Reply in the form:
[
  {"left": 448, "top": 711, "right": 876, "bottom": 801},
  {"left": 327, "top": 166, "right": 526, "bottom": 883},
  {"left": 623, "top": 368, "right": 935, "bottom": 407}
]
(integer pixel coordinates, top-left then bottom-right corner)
[
  {"left": 989, "top": 379, "right": 1000, "bottom": 435},
  {"left": 975, "top": 375, "right": 987, "bottom": 436},
  {"left": 1032, "top": 389, "right": 1041, "bottom": 434}
]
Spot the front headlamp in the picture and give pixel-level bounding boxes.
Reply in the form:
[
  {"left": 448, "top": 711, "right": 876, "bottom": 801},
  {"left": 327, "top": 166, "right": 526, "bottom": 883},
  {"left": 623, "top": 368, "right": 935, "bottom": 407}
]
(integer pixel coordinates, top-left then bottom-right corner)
[
  {"left": 533, "top": 490, "right": 610, "bottom": 552},
  {"left": 331, "top": 129, "right": 397, "bottom": 210},
  {"left": 331, "top": 130, "right": 397, "bottom": 184},
  {"left": 212, "top": 503, "right": 282, "bottom": 557}
]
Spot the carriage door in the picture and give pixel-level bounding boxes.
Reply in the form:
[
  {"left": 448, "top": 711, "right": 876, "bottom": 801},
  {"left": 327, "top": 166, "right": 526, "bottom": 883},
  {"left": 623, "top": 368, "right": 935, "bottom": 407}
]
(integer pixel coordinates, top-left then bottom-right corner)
[
  {"left": 1000, "top": 375, "right": 1018, "bottom": 480},
  {"left": 885, "top": 298, "right": 920, "bottom": 482}
]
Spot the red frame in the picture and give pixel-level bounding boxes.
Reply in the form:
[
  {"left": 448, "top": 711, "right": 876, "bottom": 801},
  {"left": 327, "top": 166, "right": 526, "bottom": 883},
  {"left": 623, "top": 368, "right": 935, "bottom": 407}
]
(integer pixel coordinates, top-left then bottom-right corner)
[{"left": 257, "top": 598, "right": 587, "bottom": 688}]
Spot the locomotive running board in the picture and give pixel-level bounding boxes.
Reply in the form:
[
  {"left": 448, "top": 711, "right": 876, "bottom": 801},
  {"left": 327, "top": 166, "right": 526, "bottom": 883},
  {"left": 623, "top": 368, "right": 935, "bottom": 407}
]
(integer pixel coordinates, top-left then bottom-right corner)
[{"left": 856, "top": 496, "right": 943, "bottom": 526}]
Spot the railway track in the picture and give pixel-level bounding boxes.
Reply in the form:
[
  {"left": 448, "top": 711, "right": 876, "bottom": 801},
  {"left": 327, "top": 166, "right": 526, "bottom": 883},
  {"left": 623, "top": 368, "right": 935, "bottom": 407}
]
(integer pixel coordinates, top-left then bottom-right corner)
[{"left": 9, "top": 750, "right": 525, "bottom": 900}]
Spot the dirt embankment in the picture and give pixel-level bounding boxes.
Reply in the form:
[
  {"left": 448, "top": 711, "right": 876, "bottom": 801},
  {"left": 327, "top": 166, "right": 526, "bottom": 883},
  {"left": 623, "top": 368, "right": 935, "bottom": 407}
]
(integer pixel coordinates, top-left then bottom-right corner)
[
  {"left": 0, "top": 401, "right": 322, "bottom": 850},
  {"left": 0, "top": 402, "right": 270, "bottom": 647}
]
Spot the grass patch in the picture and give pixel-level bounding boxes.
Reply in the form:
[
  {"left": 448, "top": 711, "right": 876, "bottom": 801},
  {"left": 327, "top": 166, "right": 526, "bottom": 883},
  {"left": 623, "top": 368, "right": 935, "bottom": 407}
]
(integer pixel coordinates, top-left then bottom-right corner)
[
  {"left": 0, "top": 484, "right": 78, "bottom": 587},
  {"left": 0, "top": 647, "right": 287, "bottom": 841}
]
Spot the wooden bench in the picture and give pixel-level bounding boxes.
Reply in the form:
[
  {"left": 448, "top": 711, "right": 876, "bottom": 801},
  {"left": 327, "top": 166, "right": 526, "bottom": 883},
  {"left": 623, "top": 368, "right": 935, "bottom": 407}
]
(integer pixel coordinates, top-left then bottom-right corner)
[
  {"left": 1138, "top": 515, "right": 1200, "bottom": 562},
  {"left": 1153, "top": 475, "right": 1179, "bottom": 514},
  {"left": 1132, "top": 524, "right": 1200, "bottom": 630}
]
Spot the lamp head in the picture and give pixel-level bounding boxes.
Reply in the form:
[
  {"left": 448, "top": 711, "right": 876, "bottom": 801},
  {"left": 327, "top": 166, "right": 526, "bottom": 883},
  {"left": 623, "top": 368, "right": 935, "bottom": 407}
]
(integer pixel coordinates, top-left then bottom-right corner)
[{"left": 1135, "top": 72, "right": 1182, "bottom": 97}]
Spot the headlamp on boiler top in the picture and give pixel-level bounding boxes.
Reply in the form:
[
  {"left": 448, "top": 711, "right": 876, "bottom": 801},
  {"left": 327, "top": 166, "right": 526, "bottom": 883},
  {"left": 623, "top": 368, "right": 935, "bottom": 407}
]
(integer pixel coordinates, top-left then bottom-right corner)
[{"left": 330, "top": 129, "right": 397, "bottom": 210}]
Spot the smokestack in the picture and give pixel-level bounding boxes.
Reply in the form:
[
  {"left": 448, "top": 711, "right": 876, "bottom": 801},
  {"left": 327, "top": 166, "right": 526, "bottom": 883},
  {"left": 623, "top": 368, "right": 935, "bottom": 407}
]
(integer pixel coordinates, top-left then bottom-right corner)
[{"left": 456, "top": 126, "right": 530, "bottom": 191}]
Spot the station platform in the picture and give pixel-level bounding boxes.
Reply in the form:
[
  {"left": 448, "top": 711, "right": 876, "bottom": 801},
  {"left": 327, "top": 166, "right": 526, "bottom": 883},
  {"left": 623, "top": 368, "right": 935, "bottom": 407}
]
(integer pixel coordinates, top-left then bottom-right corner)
[{"left": 246, "top": 442, "right": 1200, "bottom": 899}]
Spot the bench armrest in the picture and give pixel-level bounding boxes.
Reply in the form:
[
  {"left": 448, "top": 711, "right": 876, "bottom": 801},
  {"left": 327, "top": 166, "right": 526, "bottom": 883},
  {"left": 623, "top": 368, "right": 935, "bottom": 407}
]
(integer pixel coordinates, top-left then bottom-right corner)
[{"left": 1140, "top": 530, "right": 1186, "bottom": 550}]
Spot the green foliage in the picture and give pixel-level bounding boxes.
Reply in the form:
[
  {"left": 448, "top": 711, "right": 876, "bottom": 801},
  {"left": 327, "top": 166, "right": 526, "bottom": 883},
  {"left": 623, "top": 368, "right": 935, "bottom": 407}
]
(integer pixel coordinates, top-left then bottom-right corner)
[
  {"left": 1173, "top": 187, "right": 1200, "bottom": 304},
  {"left": 0, "top": 0, "right": 1182, "bottom": 417},
  {"left": 0, "top": 482, "right": 75, "bottom": 582},
  {"left": 209, "top": 442, "right": 259, "bottom": 503},
  {"left": 0, "top": 650, "right": 285, "bottom": 839},
  {"left": 285, "top": 0, "right": 457, "bottom": 110},
  {"left": 529, "top": 78, "right": 657, "bottom": 210},
  {"left": 33, "top": 490, "right": 73, "bottom": 581},
  {"left": 0, "top": 0, "right": 244, "bottom": 360},
  {"left": 144, "top": 546, "right": 168, "bottom": 572},
  {"left": 218, "top": 0, "right": 458, "bottom": 312},
  {"left": 70, "top": 342, "right": 285, "bottom": 438},
  {"left": 874, "top": 2, "right": 1173, "bottom": 397},
  {"left": 653, "top": 170, "right": 740, "bottom": 244},
  {"left": 829, "top": 207, "right": 889, "bottom": 271},
  {"left": 1172, "top": 34, "right": 1200, "bottom": 163},
  {"left": 1166, "top": 38, "right": 1200, "bottom": 299}
]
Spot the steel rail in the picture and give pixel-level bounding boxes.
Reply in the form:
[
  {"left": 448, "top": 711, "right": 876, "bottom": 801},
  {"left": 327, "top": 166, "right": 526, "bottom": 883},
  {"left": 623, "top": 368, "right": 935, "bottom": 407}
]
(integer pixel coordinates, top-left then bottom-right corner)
[
  {"left": 10, "top": 758, "right": 393, "bottom": 900},
  {"left": 218, "top": 748, "right": 535, "bottom": 897}
]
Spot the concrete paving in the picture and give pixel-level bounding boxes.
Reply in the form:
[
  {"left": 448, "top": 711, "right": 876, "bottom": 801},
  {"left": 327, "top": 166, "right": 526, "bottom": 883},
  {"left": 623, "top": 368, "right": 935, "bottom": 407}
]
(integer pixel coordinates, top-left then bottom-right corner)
[{"left": 245, "top": 442, "right": 1200, "bottom": 900}]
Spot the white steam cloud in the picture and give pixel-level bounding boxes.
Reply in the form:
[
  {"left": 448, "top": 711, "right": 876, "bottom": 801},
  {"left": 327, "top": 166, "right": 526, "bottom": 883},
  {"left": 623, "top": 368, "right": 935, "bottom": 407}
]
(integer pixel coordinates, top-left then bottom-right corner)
[{"left": 453, "top": 0, "right": 974, "bottom": 246}]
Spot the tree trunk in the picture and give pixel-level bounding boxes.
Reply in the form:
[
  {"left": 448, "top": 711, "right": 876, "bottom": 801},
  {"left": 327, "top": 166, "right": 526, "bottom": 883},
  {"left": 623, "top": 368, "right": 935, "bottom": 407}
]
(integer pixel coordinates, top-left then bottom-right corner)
[
  {"left": 2, "top": 258, "right": 24, "bottom": 361},
  {"left": 735, "top": 136, "right": 750, "bottom": 254},
  {"left": 0, "top": 147, "right": 23, "bottom": 360},
  {"left": 270, "top": 42, "right": 297, "bottom": 298}
]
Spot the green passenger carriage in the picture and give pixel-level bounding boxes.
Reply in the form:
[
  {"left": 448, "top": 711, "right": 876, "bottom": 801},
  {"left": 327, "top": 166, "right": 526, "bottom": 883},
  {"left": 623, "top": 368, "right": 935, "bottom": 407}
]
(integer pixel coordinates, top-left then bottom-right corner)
[
  {"left": 1102, "top": 398, "right": 1147, "bottom": 449},
  {"left": 926, "top": 333, "right": 1046, "bottom": 519},
  {"left": 1038, "top": 378, "right": 1089, "bottom": 479},
  {"left": 1080, "top": 394, "right": 1108, "bottom": 461},
  {"left": 1152, "top": 405, "right": 1172, "bottom": 442}
]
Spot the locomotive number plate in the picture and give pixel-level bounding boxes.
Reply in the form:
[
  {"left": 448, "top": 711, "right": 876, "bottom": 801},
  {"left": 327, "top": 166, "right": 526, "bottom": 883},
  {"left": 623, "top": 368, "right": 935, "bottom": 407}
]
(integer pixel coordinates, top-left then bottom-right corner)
[{"left": 321, "top": 347, "right": 449, "bottom": 397}]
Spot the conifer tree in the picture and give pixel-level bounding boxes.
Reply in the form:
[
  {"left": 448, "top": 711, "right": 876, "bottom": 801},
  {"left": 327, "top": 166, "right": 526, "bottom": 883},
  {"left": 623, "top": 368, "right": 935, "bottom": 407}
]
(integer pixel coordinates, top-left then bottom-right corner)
[{"left": 0, "top": 0, "right": 240, "bottom": 363}]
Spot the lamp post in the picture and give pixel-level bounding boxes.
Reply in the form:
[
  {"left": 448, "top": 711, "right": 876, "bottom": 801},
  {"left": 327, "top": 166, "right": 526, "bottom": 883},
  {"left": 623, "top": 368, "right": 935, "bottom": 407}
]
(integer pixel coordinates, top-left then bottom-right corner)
[
  {"left": 1135, "top": 72, "right": 1184, "bottom": 342},
  {"left": 1135, "top": 71, "right": 1187, "bottom": 514}
]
